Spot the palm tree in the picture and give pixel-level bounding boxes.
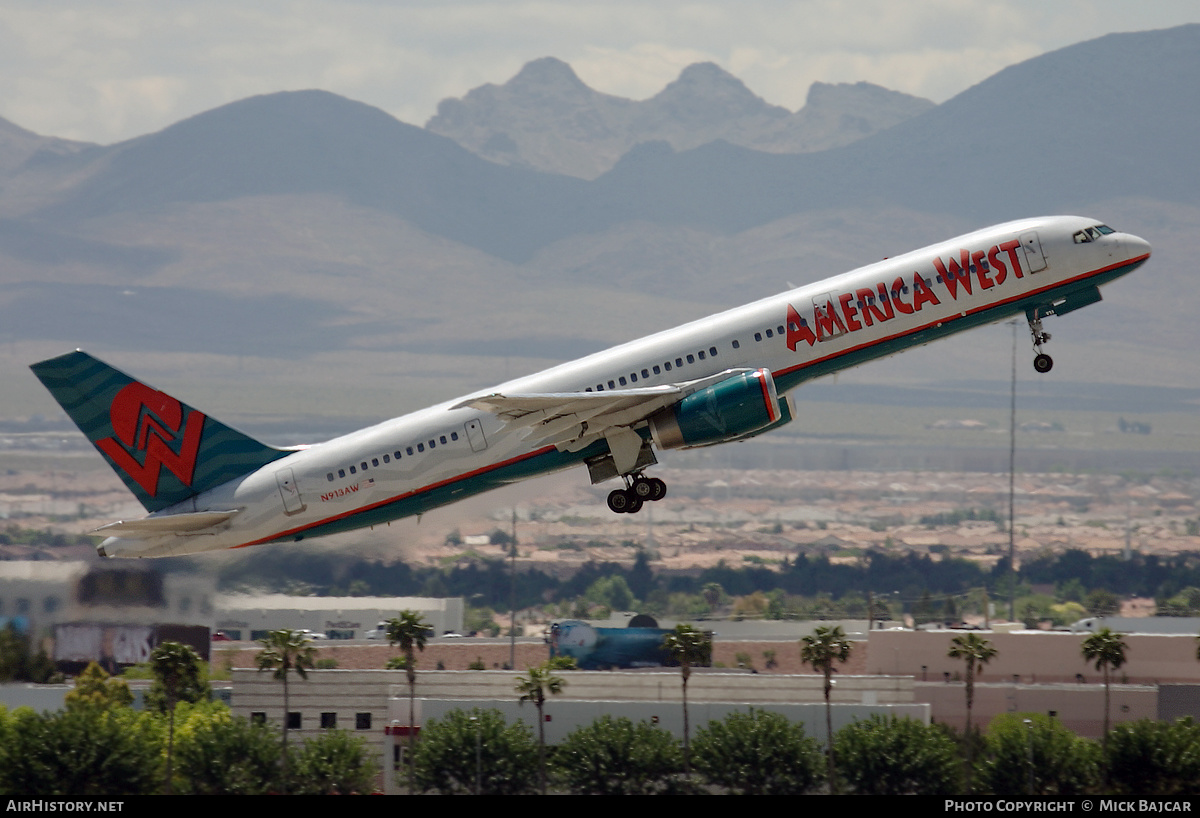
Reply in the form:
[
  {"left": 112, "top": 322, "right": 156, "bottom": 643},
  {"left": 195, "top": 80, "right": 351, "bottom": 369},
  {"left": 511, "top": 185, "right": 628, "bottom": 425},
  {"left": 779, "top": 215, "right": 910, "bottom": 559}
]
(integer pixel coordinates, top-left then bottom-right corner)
[
  {"left": 661, "top": 623, "right": 711, "bottom": 775},
  {"left": 386, "top": 610, "right": 433, "bottom": 793},
  {"left": 515, "top": 662, "right": 567, "bottom": 794},
  {"left": 255, "top": 628, "right": 316, "bottom": 786},
  {"left": 948, "top": 632, "right": 997, "bottom": 791},
  {"left": 1081, "top": 627, "right": 1128, "bottom": 750},
  {"left": 800, "top": 625, "right": 852, "bottom": 792},
  {"left": 150, "top": 641, "right": 203, "bottom": 795}
]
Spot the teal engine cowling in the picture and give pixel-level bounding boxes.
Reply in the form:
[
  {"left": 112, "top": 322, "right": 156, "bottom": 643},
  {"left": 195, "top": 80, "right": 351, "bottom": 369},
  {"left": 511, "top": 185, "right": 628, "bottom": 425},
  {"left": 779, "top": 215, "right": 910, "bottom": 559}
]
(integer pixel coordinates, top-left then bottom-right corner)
[{"left": 648, "top": 368, "right": 793, "bottom": 449}]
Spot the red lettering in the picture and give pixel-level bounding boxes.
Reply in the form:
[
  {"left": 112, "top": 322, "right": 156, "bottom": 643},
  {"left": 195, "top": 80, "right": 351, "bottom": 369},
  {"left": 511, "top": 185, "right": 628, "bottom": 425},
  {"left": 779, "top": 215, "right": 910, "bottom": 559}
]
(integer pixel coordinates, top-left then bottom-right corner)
[
  {"left": 813, "top": 298, "right": 848, "bottom": 339},
  {"left": 838, "top": 292, "right": 863, "bottom": 331},
  {"left": 1000, "top": 239, "right": 1024, "bottom": 279},
  {"left": 972, "top": 250, "right": 994, "bottom": 289},
  {"left": 857, "top": 287, "right": 891, "bottom": 327},
  {"left": 912, "top": 272, "right": 940, "bottom": 311},
  {"left": 988, "top": 245, "right": 1008, "bottom": 286},
  {"left": 786, "top": 304, "right": 817, "bottom": 349},
  {"left": 891, "top": 276, "right": 913, "bottom": 314}
]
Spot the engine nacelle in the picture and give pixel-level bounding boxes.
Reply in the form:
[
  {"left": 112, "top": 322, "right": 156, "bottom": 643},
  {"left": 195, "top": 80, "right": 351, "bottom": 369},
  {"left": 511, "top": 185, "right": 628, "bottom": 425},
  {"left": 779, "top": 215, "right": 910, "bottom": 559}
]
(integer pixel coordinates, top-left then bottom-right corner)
[{"left": 649, "top": 368, "right": 786, "bottom": 449}]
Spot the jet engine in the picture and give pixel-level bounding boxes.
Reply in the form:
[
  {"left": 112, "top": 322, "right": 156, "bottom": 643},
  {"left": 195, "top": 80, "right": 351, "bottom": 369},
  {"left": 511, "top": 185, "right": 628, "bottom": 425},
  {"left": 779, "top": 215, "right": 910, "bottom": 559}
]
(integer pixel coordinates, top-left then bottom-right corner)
[{"left": 648, "top": 368, "right": 792, "bottom": 449}]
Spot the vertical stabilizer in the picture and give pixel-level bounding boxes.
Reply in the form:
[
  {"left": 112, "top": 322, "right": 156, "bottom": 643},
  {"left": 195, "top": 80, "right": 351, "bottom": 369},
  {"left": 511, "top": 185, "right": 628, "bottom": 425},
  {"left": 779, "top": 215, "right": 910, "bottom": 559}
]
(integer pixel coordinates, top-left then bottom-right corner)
[{"left": 31, "top": 350, "right": 287, "bottom": 513}]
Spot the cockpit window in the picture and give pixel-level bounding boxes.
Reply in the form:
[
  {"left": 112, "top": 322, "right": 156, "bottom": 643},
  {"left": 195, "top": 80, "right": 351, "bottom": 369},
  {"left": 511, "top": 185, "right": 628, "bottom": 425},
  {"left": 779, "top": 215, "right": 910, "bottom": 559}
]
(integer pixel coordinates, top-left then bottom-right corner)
[
  {"left": 1073, "top": 230, "right": 1093, "bottom": 243},
  {"left": 1094, "top": 224, "right": 1114, "bottom": 235}
]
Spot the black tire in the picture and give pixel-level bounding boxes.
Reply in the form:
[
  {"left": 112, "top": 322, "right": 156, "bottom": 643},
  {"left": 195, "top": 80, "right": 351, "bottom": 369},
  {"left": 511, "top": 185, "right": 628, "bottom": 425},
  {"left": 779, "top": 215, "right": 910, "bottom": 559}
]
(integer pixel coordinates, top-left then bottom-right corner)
[
  {"left": 607, "top": 489, "right": 630, "bottom": 513},
  {"left": 1033, "top": 353, "right": 1053, "bottom": 374},
  {"left": 632, "top": 476, "right": 654, "bottom": 499},
  {"left": 649, "top": 477, "right": 667, "bottom": 501},
  {"left": 625, "top": 495, "right": 644, "bottom": 514}
]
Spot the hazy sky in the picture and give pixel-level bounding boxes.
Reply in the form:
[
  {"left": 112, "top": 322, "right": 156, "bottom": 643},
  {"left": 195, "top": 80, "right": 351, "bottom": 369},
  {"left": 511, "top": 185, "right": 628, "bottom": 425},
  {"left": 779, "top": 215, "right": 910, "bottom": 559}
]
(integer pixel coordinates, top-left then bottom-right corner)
[{"left": 3, "top": 1, "right": 1197, "bottom": 145}]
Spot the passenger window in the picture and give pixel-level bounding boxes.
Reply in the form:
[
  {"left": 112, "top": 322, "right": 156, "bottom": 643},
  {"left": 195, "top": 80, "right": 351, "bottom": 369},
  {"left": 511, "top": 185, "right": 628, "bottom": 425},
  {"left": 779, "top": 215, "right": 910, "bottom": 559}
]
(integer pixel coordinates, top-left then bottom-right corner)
[
  {"left": 417, "top": 443, "right": 424, "bottom": 453},
  {"left": 429, "top": 440, "right": 436, "bottom": 449},
  {"left": 619, "top": 377, "right": 627, "bottom": 386},
  {"left": 372, "top": 458, "right": 379, "bottom": 467},
  {"left": 686, "top": 354, "right": 694, "bottom": 364},
  {"left": 394, "top": 451, "right": 402, "bottom": 459},
  {"left": 709, "top": 347, "right": 717, "bottom": 356},
  {"left": 383, "top": 455, "right": 390, "bottom": 464},
  {"left": 732, "top": 340, "right": 740, "bottom": 349},
  {"left": 664, "top": 362, "right": 672, "bottom": 371},
  {"left": 676, "top": 358, "right": 684, "bottom": 367},
  {"left": 350, "top": 466, "right": 357, "bottom": 474},
  {"left": 754, "top": 332, "right": 762, "bottom": 342},
  {"left": 451, "top": 432, "right": 458, "bottom": 441},
  {"left": 765, "top": 329, "right": 773, "bottom": 338},
  {"left": 642, "top": 369, "right": 649, "bottom": 378},
  {"left": 608, "top": 380, "right": 616, "bottom": 389},
  {"left": 777, "top": 326, "right": 784, "bottom": 335},
  {"left": 338, "top": 469, "right": 345, "bottom": 478},
  {"left": 630, "top": 373, "right": 637, "bottom": 382},
  {"left": 697, "top": 350, "right": 705, "bottom": 360},
  {"left": 653, "top": 365, "right": 661, "bottom": 375},
  {"left": 440, "top": 436, "right": 447, "bottom": 444},
  {"left": 327, "top": 473, "right": 334, "bottom": 482}
]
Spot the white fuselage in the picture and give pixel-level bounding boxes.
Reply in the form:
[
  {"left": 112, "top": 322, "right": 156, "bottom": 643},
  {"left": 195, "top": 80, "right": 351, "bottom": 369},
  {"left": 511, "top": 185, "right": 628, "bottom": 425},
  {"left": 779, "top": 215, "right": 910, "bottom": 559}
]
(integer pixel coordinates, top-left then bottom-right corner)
[{"left": 101, "top": 216, "right": 1150, "bottom": 557}]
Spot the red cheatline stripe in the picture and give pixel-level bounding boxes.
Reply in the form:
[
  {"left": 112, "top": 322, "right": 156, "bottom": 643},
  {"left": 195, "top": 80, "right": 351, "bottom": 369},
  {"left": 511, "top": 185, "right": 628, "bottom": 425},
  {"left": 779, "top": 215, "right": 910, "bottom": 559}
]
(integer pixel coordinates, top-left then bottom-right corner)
[{"left": 232, "top": 444, "right": 558, "bottom": 548}]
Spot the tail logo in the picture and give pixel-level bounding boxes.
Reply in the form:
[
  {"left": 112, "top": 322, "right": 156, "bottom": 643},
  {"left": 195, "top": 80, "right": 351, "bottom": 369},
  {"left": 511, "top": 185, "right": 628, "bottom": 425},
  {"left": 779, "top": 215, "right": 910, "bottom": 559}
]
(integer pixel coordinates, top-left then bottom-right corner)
[{"left": 95, "top": 382, "right": 206, "bottom": 498}]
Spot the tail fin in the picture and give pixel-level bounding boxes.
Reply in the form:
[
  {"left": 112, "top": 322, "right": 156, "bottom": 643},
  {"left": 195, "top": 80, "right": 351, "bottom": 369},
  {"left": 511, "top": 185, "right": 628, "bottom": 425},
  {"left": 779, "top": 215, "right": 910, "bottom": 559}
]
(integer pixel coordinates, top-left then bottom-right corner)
[{"left": 31, "top": 350, "right": 287, "bottom": 513}]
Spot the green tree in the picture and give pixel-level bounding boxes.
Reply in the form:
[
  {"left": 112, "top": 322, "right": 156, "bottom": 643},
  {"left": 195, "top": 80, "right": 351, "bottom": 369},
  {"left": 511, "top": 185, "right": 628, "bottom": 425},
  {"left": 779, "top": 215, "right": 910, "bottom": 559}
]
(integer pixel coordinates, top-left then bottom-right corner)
[
  {"left": 64, "top": 661, "right": 133, "bottom": 712},
  {"left": 1081, "top": 627, "right": 1128, "bottom": 752},
  {"left": 515, "top": 662, "right": 566, "bottom": 794},
  {"left": 174, "top": 709, "right": 283, "bottom": 795},
  {"left": 692, "top": 709, "right": 824, "bottom": 795},
  {"left": 289, "top": 730, "right": 378, "bottom": 795},
  {"left": 555, "top": 715, "right": 683, "bottom": 795},
  {"left": 386, "top": 610, "right": 433, "bottom": 793},
  {"left": 948, "top": 632, "right": 997, "bottom": 791},
  {"left": 976, "top": 713, "right": 1100, "bottom": 796},
  {"left": 0, "top": 623, "right": 58, "bottom": 683},
  {"left": 412, "top": 707, "right": 539, "bottom": 795},
  {"left": 1104, "top": 718, "right": 1200, "bottom": 796},
  {"left": 0, "top": 706, "right": 162, "bottom": 795},
  {"left": 800, "top": 625, "right": 852, "bottom": 792},
  {"left": 148, "top": 641, "right": 207, "bottom": 795},
  {"left": 255, "top": 628, "right": 316, "bottom": 785},
  {"left": 660, "top": 623, "right": 712, "bottom": 775},
  {"left": 834, "top": 715, "right": 963, "bottom": 796}
]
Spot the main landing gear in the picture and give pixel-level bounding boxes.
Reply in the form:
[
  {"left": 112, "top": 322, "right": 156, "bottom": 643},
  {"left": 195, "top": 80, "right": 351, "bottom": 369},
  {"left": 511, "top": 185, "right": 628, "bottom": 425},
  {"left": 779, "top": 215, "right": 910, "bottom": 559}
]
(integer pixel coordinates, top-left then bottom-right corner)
[
  {"left": 1027, "top": 309, "right": 1054, "bottom": 374},
  {"left": 607, "top": 473, "right": 668, "bottom": 514}
]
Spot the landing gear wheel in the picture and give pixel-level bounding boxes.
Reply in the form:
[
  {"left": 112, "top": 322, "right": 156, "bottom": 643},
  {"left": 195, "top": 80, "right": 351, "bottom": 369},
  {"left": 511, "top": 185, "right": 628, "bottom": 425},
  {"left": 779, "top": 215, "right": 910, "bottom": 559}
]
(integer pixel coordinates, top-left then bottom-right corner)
[
  {"left": 648, "top": 477, "right": 667, "bottom": 501},
  {"left": 1033, "top": 353, "right": 1053, "bottom": 374},
  {"left": 632, "top": 476, "right": 654, "bottom": 499},
  {"left": 625, "top": 495, "right": 644, "bottom": 514},
  {"left": 607, "top": 489, "right": 631, "bottom": 513}
]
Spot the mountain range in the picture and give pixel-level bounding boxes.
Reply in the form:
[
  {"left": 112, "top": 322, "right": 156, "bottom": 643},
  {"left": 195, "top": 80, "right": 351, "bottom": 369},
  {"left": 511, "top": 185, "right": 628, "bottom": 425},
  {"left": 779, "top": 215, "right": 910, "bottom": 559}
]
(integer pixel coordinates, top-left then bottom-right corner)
[{"left": 1, "top": 25, "right": 1198, "bottom": 430}]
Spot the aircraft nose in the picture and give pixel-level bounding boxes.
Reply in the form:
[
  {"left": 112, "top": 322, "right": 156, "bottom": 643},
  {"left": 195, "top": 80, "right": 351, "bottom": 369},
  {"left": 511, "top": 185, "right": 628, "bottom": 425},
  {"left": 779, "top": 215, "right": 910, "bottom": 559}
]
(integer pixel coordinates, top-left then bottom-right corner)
[{"left": 1124, "top": 233, "right": 1151, "bottom": 260}]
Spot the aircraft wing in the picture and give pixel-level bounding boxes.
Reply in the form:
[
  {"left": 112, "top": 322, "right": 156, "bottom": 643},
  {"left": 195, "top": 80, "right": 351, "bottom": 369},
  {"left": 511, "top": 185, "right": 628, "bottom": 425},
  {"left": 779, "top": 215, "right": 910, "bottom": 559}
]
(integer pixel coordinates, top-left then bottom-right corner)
[
  {"left": 94, "top": 509, "right": 241, "bottom": 539},
  {"left": 452, "top": 369, "right": 752, "bottom": 452}
]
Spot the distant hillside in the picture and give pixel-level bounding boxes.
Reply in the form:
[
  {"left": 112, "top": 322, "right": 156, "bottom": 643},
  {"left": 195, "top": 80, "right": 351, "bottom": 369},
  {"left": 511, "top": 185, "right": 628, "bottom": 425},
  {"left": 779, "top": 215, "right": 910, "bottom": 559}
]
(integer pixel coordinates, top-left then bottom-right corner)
[
  {"left": 0, "top": 25, "right": 1198, "bottom": 425},
  {"left": 426, "top": 57, "right": 933, "bottom": 178}
]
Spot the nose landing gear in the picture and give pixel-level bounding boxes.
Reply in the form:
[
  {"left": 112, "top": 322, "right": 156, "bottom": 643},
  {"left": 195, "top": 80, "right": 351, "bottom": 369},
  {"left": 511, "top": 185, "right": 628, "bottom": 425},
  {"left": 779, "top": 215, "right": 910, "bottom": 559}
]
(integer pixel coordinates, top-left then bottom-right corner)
[
  {"left": 607, "top": 473, "right": 668, "bottom": 514},
  {"left": 1027, "top": 308, "right": 1053, "bottom": 373}
]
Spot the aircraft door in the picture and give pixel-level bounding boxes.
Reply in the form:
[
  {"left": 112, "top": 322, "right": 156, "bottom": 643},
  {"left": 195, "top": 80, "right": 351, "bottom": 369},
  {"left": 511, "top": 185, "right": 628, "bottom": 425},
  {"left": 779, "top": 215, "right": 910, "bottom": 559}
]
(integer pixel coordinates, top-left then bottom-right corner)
[
  {"left": 465, "top": 419, "right": 488, "bottom": 452},
  {"left": 275, "top": 468, "right": 306, "bottom": 515},
  {"left": 1020, "top": 231, "right": 1048, "bottom": 273},
  {"left": 811, "top": 293, "right": 848, "bottom": 341}
]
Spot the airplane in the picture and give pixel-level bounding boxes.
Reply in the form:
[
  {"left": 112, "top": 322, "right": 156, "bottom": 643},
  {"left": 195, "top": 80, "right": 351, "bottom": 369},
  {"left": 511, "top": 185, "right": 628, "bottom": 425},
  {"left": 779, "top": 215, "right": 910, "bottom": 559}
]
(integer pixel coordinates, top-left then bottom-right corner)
[{"left": 31, "top": 215, "right": 1150, "bottom": 559}]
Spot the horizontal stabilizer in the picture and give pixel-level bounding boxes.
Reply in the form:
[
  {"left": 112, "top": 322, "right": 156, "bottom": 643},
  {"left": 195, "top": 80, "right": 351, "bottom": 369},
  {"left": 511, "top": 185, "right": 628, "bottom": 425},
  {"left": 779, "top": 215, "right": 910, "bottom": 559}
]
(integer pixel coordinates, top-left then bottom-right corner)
[{"left": 94, "top": 509, "right": 240, "bottom": 539}]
